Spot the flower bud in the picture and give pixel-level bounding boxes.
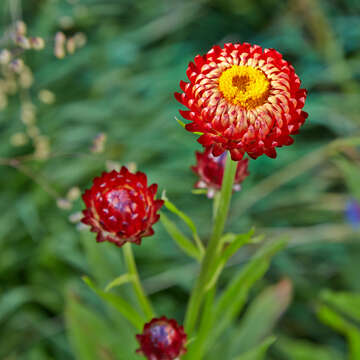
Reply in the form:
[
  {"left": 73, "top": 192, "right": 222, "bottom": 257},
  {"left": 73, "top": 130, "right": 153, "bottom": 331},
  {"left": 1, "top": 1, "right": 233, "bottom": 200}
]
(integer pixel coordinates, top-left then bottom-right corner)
[{"left": 136, "top": 317, "right": 187, "bottom": 360}]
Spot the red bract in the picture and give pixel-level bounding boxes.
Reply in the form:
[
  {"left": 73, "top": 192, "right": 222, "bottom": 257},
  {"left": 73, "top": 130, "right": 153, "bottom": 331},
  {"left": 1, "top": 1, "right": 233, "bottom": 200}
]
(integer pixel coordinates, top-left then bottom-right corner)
[
  {"left": 192, "top": 148, "right": 249, "bottom": 198},
  {"left": 175, "top": 43, "right": 308, "bottom": 160},
  {"left": 136, "top": 317, "right": 187, "bottom": 360},
  {"left": 81, "top": 167, "right": 163, "bottom": 247}
]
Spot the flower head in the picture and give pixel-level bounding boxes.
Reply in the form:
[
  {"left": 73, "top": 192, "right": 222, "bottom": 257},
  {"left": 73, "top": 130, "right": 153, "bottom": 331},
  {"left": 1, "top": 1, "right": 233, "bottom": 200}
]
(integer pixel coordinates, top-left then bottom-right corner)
[
  {"left": 81, "top": 167, "right": 163, "bottom": 247},
  {"left": 192, "top": 148, "right": 249, "bottom": 198},
  {"left": 175, "top": 43, "right": 308, "bottom": 160},
  {"left": 136, "top": 316, "right": 187, "bottom": 360},
  {"left": 345, "top": 199, "right": 360, "bottom": 229}
]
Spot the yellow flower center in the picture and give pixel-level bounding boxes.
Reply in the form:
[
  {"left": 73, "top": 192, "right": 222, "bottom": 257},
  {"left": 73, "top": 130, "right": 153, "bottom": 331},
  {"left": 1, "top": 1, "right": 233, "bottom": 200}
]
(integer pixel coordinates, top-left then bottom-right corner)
[{"left": 218, "top": 65, "right": 270, "bottom": 109}]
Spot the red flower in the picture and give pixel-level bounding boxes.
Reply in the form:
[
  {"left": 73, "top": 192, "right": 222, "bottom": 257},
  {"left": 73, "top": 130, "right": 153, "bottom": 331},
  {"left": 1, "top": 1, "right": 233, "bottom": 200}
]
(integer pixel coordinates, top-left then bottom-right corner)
[
  {"left": 192, "top": 148, "right": 249, "bottom": 198},
  {"left": 175, "top": 43, "right": 308, "bottom": 160},
  {"left": 136, "top": 316, "right": 187, "bottom": 360},
  {"left": 81, "top": 167, "right": 163, "bottom": 247}
]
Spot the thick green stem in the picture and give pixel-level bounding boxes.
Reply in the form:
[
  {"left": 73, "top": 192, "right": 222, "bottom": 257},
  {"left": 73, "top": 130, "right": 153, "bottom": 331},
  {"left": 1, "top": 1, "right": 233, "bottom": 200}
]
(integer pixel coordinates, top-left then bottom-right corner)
[
  {"left": 184, "top": 152, "right": 237, "bottom": 335},
  {"left": 123, "top": 243, "right": 155, "bottom": 320}
]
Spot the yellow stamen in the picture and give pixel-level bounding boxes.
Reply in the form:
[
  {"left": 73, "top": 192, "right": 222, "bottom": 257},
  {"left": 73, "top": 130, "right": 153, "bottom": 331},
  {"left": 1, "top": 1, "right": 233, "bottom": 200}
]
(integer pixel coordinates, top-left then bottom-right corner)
[{"left": 218, "top": 65, "right": 270, "bottom": 109}]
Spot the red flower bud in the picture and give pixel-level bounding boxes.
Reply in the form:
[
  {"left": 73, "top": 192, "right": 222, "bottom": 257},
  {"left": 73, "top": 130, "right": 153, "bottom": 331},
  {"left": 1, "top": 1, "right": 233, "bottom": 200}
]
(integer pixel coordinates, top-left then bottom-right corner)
[
  {"left": 136, "top": 317, "right": 187, "bottom": 360},
  {"left": 192, "top": 148, "right": 249, "bottom": 198},
  {"left": 81, "top": 167, "right": 163, "bottom": 247}
]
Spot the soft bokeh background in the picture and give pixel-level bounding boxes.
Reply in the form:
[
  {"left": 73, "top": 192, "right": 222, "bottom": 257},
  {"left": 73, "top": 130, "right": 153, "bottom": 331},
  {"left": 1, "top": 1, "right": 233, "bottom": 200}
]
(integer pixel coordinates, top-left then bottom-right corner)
[{"left": 1, "top": 0, "right": 360, "bottom": 359}]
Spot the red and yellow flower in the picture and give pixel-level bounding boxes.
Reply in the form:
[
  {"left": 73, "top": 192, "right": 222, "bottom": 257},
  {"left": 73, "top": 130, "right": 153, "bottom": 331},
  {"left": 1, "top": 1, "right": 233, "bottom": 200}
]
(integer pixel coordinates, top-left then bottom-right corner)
[
  {"left": 175, "top": 43, "right": 308, "bottom": 160},
  {"left": 81, "top": 167, "right": 163, "bottom": 247},
  {"left": 192, "top": 147, "right": 249, "bottom": 198},
  {"left": 136, "top": 316, "right": 187, "bottom": 360}
]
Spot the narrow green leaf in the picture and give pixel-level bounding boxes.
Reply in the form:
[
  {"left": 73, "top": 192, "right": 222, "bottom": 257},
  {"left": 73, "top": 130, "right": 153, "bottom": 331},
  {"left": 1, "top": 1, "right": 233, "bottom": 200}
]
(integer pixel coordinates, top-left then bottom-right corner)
[
  {"left": 317, "top": 304, "right": 360, "bottom": 360},
  {"left": 276, "top": 336, "right": 343, "bottom": 360},
  {"left": 211, "top": 237, "right": 288, "bottom": 342},
  {"left": 66, "top": 290, "right": 138, "bottom": 360},
  {"left": 229, "top": 279, "right": 292, "bottom": 355},
  {"left": 105, "top": 273, "right": 135, "bottom": 292},
  {"left": 160, "top": 212, "right": 202, "bottom": 261},
  {"left": 233, "top": 336, "right": 276, "bottom": 360},
  {"left": 205, "top": 229, "right": 257, "bottom": 291},
  {"left": 82, "top": 276, "right": 145, "bottom": 330},
  {"left": 320, "top": 290, "right": 360, "bottom": 322},
  {"left": 163, "top": 199, "right": 204, "bottom": 255}
]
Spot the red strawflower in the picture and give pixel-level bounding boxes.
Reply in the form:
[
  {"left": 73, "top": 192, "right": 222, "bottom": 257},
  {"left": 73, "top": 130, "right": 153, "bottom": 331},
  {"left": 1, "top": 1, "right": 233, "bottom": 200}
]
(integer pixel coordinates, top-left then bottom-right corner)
[
  {"left": 136, "top": 316, "right": 187, "bottom": 360},
  {"left": 175, "top": 43, "right": 308, "bottom": 160},
  {"left": 81, "top": 167, "right": 164, "bottom": 247},
  {"left": 192, "top": 148, "right": 249, "bottom": 198}
]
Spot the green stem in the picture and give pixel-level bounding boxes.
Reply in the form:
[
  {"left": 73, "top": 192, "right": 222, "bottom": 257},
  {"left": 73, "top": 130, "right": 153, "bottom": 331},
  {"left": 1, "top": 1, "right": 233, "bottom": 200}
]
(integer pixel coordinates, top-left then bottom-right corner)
[
  {"left": 123, "top": 243, "right": 155, "bottom": 320},
  {"left": 184, "top": 152, "right": 237, "bottom": 335}
]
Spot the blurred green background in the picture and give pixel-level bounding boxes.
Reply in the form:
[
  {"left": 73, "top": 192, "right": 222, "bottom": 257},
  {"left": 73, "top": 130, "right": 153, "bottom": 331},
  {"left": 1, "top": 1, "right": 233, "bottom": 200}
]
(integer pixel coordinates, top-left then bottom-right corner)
[{"left": 1, "top": 0, "right": 360, "bottom": 359}]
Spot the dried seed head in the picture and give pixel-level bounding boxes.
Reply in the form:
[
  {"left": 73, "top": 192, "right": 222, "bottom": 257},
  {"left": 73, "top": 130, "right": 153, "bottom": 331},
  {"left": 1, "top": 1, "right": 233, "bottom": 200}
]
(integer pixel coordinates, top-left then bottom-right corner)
[
  {"left": 20, "top": 66, "right": 34, "bottom": 88},
  {"left": 91, "top": 132, "right": 107, "bottom": 153},
  {"left": 0, "top": 49, "right": 12, "bottom": 64},
  {"left": 38, "top": 89, "right": 56, "bottom": 104},
  {"left": 66, "top": 37, "right": 76, "bottom": 54},
  {"left": 10, "top": 132, "right": 28, "bottom": 146},
  {"left": 15, "top": 21, "right": 27, "bottom": 36},
  {"left": 57, "top": 198, "right": 72, "bottom": 210},
  {"left": 69, "top": 211, "right": 83, "bottom": 223},
  {"left": 15, "top": 35, "right": 31, "bottom": 49},
  {"left": 27, "top": 125, "right": 40, "bottom": 138},
  {"left": 9, "top": 58, "right": 24, "bottom": 73},
  {"left": 67, "top": 186, "right": 81, "bottom": 201},
  {"left": 34, "top": 135, "right": 50, "bottom": 160},
  {"left": 59, "top": 16, "right": 74, "bottom": 29},
  {"left": 29, "top": 37, "right": 45, "bottom": 50},
  {"left": 106, "top": 160, "right": 121, "bottom": 172},
  {"left": 21, "top": 103, "right": 36, "bottom": 125},
  {"left": 73, "top": 32, "right": 87, "bottom": 47},
  {"left": 0, "top": 93, "right": 8, "bottom": 110},
  {"left": 54, "top": 32, "right": 66, "bottom": 59}
]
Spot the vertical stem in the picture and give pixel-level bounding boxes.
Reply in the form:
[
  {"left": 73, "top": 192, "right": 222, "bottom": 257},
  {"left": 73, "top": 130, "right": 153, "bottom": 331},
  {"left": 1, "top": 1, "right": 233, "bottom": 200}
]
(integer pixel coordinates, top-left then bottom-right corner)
[
  {"left": 184, "top": 152, "right": 237, "bottom": 335},
  {"left": 123, "top": 243, "right": 155, "bottom": 320}
]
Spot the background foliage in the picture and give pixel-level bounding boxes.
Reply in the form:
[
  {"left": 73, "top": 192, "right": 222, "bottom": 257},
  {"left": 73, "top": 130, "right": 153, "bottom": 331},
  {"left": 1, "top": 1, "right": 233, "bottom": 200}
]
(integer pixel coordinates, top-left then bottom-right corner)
[{"left": 1, "top": 0, "right": 360, "bottom": 359}]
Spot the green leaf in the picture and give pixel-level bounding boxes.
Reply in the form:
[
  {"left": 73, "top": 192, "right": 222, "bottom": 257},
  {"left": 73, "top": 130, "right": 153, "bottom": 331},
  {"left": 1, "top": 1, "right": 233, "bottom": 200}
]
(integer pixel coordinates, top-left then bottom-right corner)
[
  {"left": 276, "top": 336, "right": 342, "bottom": 360},
  {"left": 317, "top": 304, "right": 360, "bottom": 360},
  {"left": 211, "top": 236, "right": 288, "bottom": 343},
  {"left": 320, "top": 290, "right": 360, "bottom": 322},
  {"left": 233, "top": 336, "right": 276, "bottom": 360},
  {"left": 66, "top": 289, "right": 139, "bottom": 360},
  {"left": 83, "top": 276, "right": 145, "bottom": 330},
  {"left": 333, "top": 157, "right": 360, "bottom": 201},
  {"left": 160, "top": 212, "right": 202, "bottom": 261},
  {"left": 105, "top": 273, "right": 135, "bottom": 292},
  {"left": 229, "top": 279, "right": 292, "bottom": 355},
  {"left": 163, "top": 199, "right": 204, "bottom": 255}
]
